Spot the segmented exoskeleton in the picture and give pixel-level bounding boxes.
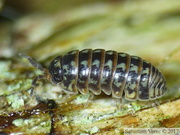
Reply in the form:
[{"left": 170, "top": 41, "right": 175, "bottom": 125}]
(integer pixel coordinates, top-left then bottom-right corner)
[{"left": 21, "top": 49, "right": 167, "bottom": 101}]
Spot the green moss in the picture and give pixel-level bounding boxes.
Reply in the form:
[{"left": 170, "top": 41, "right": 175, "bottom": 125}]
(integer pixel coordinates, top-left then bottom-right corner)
[
  {"left": 12, "top": 117, "right": 51, "bottom": 132},
  {"left": 0, "top": 61, "right": 16, "bottom": 80},
  {"left": 131, "top": 102, "right": 142, "bottom": 111},
  {"left": 79, "top": 133, "right": 89, "bottom": 135},
  {"left": 12, "top": 80, "right": 32, "bottom": 91},
  {"left": 160, "top": 115, "right": 171, "bottom": 121},
  {"left": 7, "top": 94, "right": 25, "bottom": 109},
  {"left": 74, "top": 94, "right": 90, "bottom": 104},
  {"left": 12, "top": 119, "right": 24, "bottom": 126},
  {"left": 90, "top": 126, "right": 99, "bottom": 134}
]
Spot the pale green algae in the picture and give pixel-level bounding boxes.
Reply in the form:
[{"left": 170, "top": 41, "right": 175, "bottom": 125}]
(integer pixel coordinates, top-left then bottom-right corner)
[
  {"left": 7, "top": 94, "right": 25, "bottom": 109},
  {"left": 0, "top": 61, "right": 16, "bottom": 80},
  {"left": 12, "top": 117, "right": 51, "bottom": 133},
  {"left": 74, "top": 94, "right": 91, "bottom": 104}
]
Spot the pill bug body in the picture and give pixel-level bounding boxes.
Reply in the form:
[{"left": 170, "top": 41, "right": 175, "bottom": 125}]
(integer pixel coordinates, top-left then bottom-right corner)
[{"left": 48, "top": 49, "right": 167, "bottom": 101}]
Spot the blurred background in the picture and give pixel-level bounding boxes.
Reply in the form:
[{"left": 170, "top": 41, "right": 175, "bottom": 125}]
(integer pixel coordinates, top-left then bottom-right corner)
[
  {"left": 0, "top": 0, "right": 180, "bottom": 134},
  {"left": 1, "top": 0, "right": 180, "bottom": 86}
]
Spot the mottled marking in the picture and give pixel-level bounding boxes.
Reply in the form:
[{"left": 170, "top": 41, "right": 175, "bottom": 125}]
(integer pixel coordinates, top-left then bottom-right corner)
[
  {"left": 60, "top": 50, "right": 79, "bottom": 94},
  {"left": 92, "top": 60, "right": 100, "bottom": 67},
  {"left": 126, "top": 90, "right": 136, "bottom": 99},
  {"left": 120, "top": 53, "right": 127, "bottom": 57},
  {"left": 94, "top": 49, "right": 102, "bottom": 53},
  {"left": 112, "top": 53, "right": 130, "bottom": 98},
  {"left": 153, "top": 71, "right": 161, "bottom": 98},
  {"left": 149, "top": 66, "right": 157, "bottom": 99},
  {"left": 155, "top": 73, "right": 163, "bottom": 97},
  {"left": 124, "top": 56, "right": 142, "bottom": 101},
  {"left": 48, "top": 56, "right": 63, "bottom": 84},
  {"left": 77, "top": 49, "right": 92, "bottom": 94},
  {"left": 89, "top": 60, "right": 100, "bottom": 85},
  {"left": 160, "top": 81, "right": 166, "bottom": 96},
  {"left": 46, "top": 49, "right": 167, "bottom": 101},
  {"left": 79, "top": 60, "right": 88, "bottom": 79},
  {"left": 101, "top": 51, "right": 118, "bottom": 95},
  {"left": 101, "top": 51, "right": 117, "bottom": 95},
  {"left": 138, "top": 61, "right": 151, "bottom": 100},
  {"left": 158, "top": 78, "right": 164, "bottom": 96},
  {"left": 81, "top": 60, "right": 88, "bottom": 65},
  {"left": 89, "top": 49, "right": 105, "bottom": 95}
]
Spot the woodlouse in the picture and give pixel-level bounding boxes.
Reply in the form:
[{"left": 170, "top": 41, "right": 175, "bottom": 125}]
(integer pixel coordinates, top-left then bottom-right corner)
[{"left": 20, "top": 49, "right": 167, "bottom": 101}]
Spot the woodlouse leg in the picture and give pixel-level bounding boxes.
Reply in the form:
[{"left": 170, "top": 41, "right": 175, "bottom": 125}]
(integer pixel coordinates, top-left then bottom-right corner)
[
  {"left": 30, "top": 75, "right": 46, "bottom": 96},
  {"left": 88, "top": 92, "right": 94, "bottom": 100},
  {"left": 119, "top": 98, "right": 123, "bottom": 110},
  {"left": 19, "top": 53, "right": 48, "bottom": 96},
  {"left": 83, "top": 93, "right": 94, "bottom": 108},
  {"left": 151, "top": 100, "right": 160, "bottom": 110},
  {"left": 113, "top": 98, "right": 123, "bottom": 110}
]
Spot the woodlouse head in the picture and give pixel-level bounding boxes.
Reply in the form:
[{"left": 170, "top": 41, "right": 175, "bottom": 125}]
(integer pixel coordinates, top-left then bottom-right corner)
[{"left": 48, "top": 56, "right": 63, "bottom": 84}]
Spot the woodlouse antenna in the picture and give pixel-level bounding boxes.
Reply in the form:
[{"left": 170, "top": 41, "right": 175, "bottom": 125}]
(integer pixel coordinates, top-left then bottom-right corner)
[
  {"left": 19, "top": 53, "right": 45, "bottom": 72},
  {"left": 19, "top": 53, "right": 50, "bottom": 96}
]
